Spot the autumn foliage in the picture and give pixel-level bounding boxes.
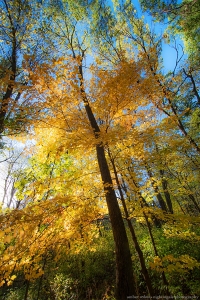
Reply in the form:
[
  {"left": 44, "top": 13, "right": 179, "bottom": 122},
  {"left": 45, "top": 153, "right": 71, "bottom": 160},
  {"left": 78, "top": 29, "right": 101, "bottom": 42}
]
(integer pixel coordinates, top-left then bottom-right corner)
[{"left": 0, "top": 0, "right": 200, "bottom": 299}]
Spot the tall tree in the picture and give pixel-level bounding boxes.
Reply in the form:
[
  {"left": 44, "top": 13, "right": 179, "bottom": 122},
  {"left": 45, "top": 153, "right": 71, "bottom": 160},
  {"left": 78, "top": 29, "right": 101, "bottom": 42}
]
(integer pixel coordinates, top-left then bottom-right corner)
[
  {"left": 0, "top": 0, "right": 50, "bottom": 137},
  {"left": 140, "top": 0, "right": 200, "bottom": 64},
  {"left": 1, "top": 0, "right": 200, "bottom": 298}
]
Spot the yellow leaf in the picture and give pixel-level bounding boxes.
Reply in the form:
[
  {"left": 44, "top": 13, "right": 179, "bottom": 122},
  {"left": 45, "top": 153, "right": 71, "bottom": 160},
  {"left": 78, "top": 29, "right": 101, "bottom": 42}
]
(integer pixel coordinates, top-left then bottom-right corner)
[{"left": 10, "top": 275, "right": 16, "bottom": 281}]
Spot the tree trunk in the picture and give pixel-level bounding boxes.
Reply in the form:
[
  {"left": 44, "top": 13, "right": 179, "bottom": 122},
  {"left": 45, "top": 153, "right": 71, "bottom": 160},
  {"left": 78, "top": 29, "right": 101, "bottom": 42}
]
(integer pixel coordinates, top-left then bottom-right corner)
[
  {"left": 141, "top": 204, "right": 171, "bottom": 296},
  {"left": 108, "top": 150, "right": 154, "bottom": 297},
  {"left": 145, "top": 164, "right": 168, "bottom": 212},
  {"left": 24, "top": 280, "right": 30, "bottom": 300},
  {"left": 159, "top": 170, "right": 173, "bottom": 214},
  {"left": 77, "top": 61, "right": 136, "bottom": 299},
  {"left": 0, "top": 5, "right": 17, "bottom": 135},
  {"left": 141, "top": 44, "right": 200, "bottom": 154}
]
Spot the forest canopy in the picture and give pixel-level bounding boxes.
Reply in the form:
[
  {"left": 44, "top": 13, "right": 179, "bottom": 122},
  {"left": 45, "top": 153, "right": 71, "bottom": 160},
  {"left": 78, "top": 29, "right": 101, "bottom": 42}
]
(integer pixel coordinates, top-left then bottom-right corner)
[{"left": 0, "top": 0, "right": 200, "bottom": 299}]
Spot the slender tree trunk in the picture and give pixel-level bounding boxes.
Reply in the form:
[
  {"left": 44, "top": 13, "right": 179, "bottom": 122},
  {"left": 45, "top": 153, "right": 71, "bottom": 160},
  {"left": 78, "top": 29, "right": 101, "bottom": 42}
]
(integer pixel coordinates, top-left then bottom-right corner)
[
  {"left": 36, "top": 257, "right": 47, "bottom": 300},
  {"left": 141, "top": 204, "right": 171, "bottom": 296},
  {"left": 183, "top": 69, "right": 200, "bottom": 106},
  {"left": 77, "top": 60, "right": 136, "bottom": 299},
  {"left": 188, "top": 193, "right": 200, "bottom": 214},
  {"left": 145, "top": 164, "right": 168, "bottom": 212},
  {"left": 159, "top": 170, "right": 173, "bottom": 214},
  {"left": 125, "top": 164, "right": 162, "bottom": 227},
  {"left": 108, "top": 150, "right": 154, "bottom": 297},
  {"left": 153, "top": 145, "right": 173, "bottom": 214},
  {"left": 0, "top": 5, "right": 17, "bottom": 134},
  {"left": 24, "top": 280, "right": 30, "bottom": 300},
  {"left": 121, "top": 161, "right": 170, "bottom": 294},
  {"left": 96, "top": 146, "right": 136, "bottom": 299},
  {"left": 141, "top": 44, "right": 200, "bottom": 153},
  {"left": 177, "top": 198, "right": 187, "bottom": 215}
]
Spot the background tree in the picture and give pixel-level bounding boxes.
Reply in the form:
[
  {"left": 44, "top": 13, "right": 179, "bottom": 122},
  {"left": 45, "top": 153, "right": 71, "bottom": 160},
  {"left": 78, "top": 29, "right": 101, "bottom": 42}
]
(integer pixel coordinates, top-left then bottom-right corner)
[{"left": 140, "top": 0, "right": 200, "bottom": 64}]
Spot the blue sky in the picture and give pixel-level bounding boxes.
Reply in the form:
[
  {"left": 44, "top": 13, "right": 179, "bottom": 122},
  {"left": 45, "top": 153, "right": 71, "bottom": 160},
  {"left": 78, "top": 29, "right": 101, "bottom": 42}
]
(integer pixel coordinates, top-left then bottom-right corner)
[
  {"left": 162, "top": 42, "right": 183, "bottom": 71},
  {"left": 126, "top": 0, "right": 185, "bottom": 72}
]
